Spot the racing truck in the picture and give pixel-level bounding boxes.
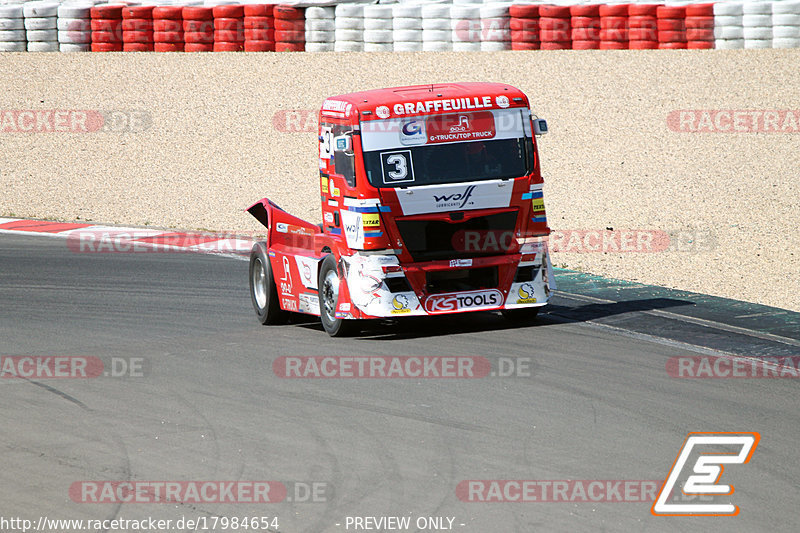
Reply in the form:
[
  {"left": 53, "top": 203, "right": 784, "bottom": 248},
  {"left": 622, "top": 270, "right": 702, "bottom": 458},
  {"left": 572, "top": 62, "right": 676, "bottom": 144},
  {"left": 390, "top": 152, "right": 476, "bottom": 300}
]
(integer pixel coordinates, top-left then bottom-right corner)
[{"left": 247, "top": 82, "right": 555, "bottom": 336}]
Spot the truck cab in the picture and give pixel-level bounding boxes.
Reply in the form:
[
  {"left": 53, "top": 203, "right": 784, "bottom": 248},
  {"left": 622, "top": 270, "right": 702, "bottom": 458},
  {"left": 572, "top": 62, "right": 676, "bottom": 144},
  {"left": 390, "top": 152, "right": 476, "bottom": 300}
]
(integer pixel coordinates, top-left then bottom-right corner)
[{"left": 248, "top": 82, "right": 555, "bottom": 336}]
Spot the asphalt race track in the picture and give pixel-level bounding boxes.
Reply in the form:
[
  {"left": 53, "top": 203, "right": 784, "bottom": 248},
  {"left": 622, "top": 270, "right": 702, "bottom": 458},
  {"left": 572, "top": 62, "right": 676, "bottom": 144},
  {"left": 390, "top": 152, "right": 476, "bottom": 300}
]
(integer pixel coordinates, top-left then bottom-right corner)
[{"left": 1, "top": 233, "right": 798, "bottom": 533}]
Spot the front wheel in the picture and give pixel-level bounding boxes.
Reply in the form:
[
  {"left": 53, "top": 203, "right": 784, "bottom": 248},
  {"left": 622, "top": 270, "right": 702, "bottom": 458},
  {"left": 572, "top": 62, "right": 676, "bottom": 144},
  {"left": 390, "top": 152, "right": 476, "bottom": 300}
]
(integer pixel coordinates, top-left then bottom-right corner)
[
  {"left": 249, "top": 242, "right": 286, "bottom": 325},
  {"left": 318, "top": 254, "right": 359, "bottom": 337}
]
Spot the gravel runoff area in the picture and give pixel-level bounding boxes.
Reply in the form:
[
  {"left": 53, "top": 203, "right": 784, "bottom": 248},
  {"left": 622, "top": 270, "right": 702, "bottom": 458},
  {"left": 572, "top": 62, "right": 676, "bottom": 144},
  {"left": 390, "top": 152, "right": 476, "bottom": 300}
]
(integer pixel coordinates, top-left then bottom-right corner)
[{"left": 1, "top": 51, "right": 798, "bottom": 311}]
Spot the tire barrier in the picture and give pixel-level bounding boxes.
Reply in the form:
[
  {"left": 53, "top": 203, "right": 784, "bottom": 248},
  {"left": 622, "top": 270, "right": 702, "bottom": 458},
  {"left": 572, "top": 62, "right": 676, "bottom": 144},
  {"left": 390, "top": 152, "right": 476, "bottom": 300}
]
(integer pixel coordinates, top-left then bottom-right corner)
[
  {"left": 0, "top": 3, "right": 26, "bottom": 52},
  {"left": 392, "top": 3, "right": 421, "bottom": 52},
  {"left": 305, "top": 6, "right": 334, "bottom": 52},
  {"left": 7, "top": 2, "right": 800, "bottom": 53},
  {"left": 743, "top": 0, "right": 773, "bottom": 48},
  {"left": 153, "top": 5, "right": 183, "bottom": 52},
  {"left": 628, "top": 4, "right": 659, "bottom": 49},
  {"left": 182, "top": 6, "right": 213, "bottom": 53},
  {"left": 25, "top": 1, "right": 59, "bottom": 52},
  {"left": 243, "top": 4, "right": 274, "bottom": 53},
  {"left": 90, "top": 4, "right": 123, "bottom": 52},
  {"left": 772, "top": 0, "right": 800, "bottom": 48}
]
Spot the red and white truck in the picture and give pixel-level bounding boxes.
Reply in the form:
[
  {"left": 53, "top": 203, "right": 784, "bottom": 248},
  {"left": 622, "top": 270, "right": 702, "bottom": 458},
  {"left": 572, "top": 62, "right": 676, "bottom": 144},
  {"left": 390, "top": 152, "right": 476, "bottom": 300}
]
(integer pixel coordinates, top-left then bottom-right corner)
[{"left": 247, "top": 82, "right": 555, "bottom": 336}]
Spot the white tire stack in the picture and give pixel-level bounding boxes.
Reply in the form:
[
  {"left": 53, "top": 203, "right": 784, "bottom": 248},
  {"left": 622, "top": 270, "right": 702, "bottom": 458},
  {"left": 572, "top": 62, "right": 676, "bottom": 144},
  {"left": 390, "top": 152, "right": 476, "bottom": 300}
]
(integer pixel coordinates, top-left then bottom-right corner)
[
  {"left": 421, "top": 3, "right": 451, "bottom": 51},
  {"left": 772, "top": 0, "right": 800, "bottom": 48},
  {"left": 58, "top": 3, "right": 93, "bottom": 52},
  {"left": 480, "top": 2, "right": 511, "bottom": 51},
  {"left": 305, "top": 6, "right": 335, "bottom": 52},
  {"left": 334, "top": 3, "right": 364, "bottom": 52},
  {"left": 714, "top": 2, "right": 745, "bottom": 49},
  {"left": 24, "top": 1, "right": 60, "bottom": 51},
  {"left": 363, "top": 4, "right": 393, "bottom": 51},
  {"left": 742, "top": 1, "right": 773, "bottom": 48},
  {"left": 451, "top": 4, "right": 481, "bottom": 51},
  {"left": 0, "top": 3, "right": 26, "bottom": 52},
  {"left": 392, "top": 3, "right": 422, "bottom": 52}
]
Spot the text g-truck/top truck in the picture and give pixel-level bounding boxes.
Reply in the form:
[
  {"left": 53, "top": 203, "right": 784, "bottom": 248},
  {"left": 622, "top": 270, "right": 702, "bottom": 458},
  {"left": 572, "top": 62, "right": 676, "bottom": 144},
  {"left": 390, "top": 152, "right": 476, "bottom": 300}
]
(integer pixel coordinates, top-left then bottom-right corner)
[{"left": 247, "top": 82, "right": 555, "bottom": 336}]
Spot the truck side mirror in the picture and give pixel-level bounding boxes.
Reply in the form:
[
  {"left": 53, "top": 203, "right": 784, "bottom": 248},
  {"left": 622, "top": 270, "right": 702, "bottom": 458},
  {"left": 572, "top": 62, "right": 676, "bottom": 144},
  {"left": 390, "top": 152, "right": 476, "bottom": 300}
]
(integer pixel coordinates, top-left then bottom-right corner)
[
  {"left": 334, "top": 133, "right": 354, "bottom": 156},
  {"left": 533, "top": 119, "right": 548, "bottom": 136}
]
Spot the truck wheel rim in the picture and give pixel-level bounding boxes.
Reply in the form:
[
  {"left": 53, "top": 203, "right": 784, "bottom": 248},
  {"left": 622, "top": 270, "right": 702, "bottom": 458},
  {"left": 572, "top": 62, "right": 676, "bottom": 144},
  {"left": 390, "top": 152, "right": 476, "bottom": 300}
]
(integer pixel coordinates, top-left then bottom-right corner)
[
  {"left": 253, "top": 257, "right": 267, "bottom": 309},
  {"left": 322, "top": 269, "right": 339, "bottom": 321}
]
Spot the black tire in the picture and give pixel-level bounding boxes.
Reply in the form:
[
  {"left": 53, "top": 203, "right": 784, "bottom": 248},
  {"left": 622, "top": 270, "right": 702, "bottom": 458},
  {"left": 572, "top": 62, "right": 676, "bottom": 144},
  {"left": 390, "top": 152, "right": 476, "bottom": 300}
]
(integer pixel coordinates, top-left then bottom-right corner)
[
  {"left": 318, "top": 254, "right": 359, "bottom": 337},
  {"left": 249, "top": 242, "right": 287, "bottom": 325},
  {"left": 501, "top": 307, "right": 541, "bottom": 323}
]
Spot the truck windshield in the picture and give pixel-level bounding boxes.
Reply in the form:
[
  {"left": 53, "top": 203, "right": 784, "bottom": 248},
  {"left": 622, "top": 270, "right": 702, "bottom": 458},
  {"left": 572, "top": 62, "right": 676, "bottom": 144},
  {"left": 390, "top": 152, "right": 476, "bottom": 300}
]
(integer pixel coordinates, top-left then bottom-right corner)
[{"left": 360, "top": 108, "right": 533, "bottom": 188}]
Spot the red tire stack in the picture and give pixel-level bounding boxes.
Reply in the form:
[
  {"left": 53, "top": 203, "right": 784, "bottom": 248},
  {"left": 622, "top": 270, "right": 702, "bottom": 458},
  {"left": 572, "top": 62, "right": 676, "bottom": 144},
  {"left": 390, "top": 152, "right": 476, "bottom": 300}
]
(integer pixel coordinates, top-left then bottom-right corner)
[
  {"left": 571, "top": 4, "right": 601, "bottom": 49},
  {"left": 685, "top": 3, "right": 714, "bottom": 49},
  {"left": 90, "top": 4, "right": 123, "bottom": 52},
  {"left": 273, "top": 4, "right": 304, "bottom": 51},
  {"left": 213, "top": 4, "right": 245, "bottom": 51},
  {"left": 599, "top": 3, "right": 628, "bottom": 49},
  {"left": 243, "top": 4, "right": 275, "bottom": 51},
  {"left": 153, "top": 6, "right": 183, "bottom": 51},
  {"left": 509, "top": 4, "right": 539, "bottom": 51},
  {"left": 539, "top": 4, "right": 571, "bottom": 50},
  {"left": 183, "top": 6, "right": 214, "bottom": 52},
  {"left": 628, "top": 4, "right": 659, "bottom": 49},
  {"left": 656, "top": 4, "right": 687, "bottom": 49},
  {"left": 122, "top": 6, "right": 154, "bottom": 52}
]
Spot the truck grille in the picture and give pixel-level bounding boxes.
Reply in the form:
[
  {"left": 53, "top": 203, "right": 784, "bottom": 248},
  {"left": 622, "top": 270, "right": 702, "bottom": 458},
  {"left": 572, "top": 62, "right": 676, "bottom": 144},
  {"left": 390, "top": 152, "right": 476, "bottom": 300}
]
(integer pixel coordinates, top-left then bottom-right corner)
[{"left": 395, "top": 210, "right": 518, "bottom": 262}]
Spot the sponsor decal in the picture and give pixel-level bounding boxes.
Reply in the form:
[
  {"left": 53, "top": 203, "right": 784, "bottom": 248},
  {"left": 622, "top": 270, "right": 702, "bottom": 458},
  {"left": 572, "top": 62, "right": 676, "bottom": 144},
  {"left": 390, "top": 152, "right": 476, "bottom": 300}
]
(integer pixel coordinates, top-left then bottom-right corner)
[
  {"left": 320, "top": 176, "right": 329, "bottom": 194},
  {"left": 392, "top": 96, "right": 493, "bottom": 116},
  {"left": 281, "top": 297, "right": 298, "bottom": 312},
  {"left": 433, "top": 185, "right": 476, "bottom": 210},
  {"left": 496, "top": 95, "right": 510, "bottom": 109},
  {"left": 293, "top": 256, "right": 317, "bottom": 289},
  {"left": 399, "top": 119, "right": 427, "bottom": 146},
  {"left": 517, "top": 283, "right": 537, "bottom": 304},
  {"left": 531, "top": 198, "right": 545, "bottom": 212},
  {"left": 391, "top": 294, "right": 411, "bottom": 314},
  {"left": 426, "top": 111, "right": 496, "bottom": 144},
  {"left": 361, "top": 213, "right": 380, "bottom": 227},
  {"left": 280, "top": 256, "right": 293, "bottom": 295},
  {"left": 321, "top": 100, "right": 352, "bottom": 117},
  {"left": 449, "top": 259, "right": 473, "bottom": 268},
  {"left": 329, "top": 179, "right": 340, "bottom": 197},
  {"left": 298, "top": 293, "right": 320, "bottom": 315},
  {"left": 375, "top": 105, "right": 391, "bottom": 119},
  {"left": 340, "top": 210, "right": 364, "bottom": 248},
  {"left": 276, "top": 223, "right": 288, "bottom": 234},
  {"left": 425, "top": 289, "right": 503, "bottom": 314},
  {"left": 324, "top": 212, "right": 334, "bottom": 224}
]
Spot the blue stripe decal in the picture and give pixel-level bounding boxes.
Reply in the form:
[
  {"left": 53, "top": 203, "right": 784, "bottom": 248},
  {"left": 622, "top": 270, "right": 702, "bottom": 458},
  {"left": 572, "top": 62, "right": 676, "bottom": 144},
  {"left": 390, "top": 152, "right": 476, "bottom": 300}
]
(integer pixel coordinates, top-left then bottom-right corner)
[
  {"left": 531, "top": 216, "right": 547, "bottom": 223},
  {"left": 532, "top": 191, "right": 544, "bottom": 199},
  {"left": 364, "top": 231, "right": 384, "bottom": 238},
  {"left": 346, "top": 205, "right": 392, "bottom": 213},
  {"left": 521, "top": 192, "right": 533, "bottom": 200},
  {"left": 329, "top": 227, "right": 342, "bottom": 235}
]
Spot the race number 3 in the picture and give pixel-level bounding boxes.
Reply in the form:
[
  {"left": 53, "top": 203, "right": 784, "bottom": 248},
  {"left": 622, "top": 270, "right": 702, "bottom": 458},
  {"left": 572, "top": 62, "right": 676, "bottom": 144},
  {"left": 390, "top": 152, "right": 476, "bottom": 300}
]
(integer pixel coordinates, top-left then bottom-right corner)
[{"left": 380, "top": 150, "right": 415, "bottom": 184}]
